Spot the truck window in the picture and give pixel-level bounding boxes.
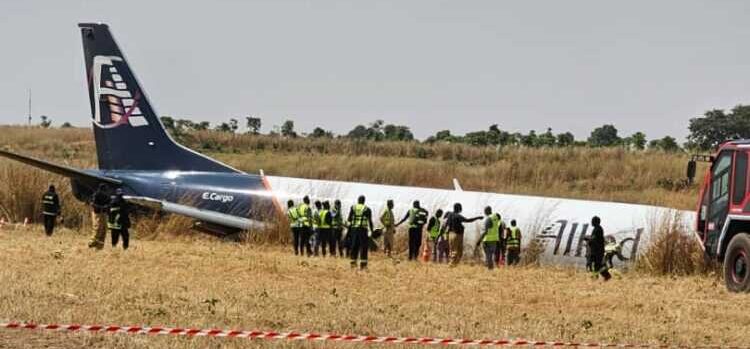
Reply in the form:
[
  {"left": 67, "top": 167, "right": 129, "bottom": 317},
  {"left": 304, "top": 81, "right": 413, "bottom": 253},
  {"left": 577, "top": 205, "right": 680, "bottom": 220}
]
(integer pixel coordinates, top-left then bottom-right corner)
[
  {"left": 711, "top": 151, "right": 732, "bottom": 210},
  {"left": 733, "top": 152, "right": 748, "bottom": 205}
]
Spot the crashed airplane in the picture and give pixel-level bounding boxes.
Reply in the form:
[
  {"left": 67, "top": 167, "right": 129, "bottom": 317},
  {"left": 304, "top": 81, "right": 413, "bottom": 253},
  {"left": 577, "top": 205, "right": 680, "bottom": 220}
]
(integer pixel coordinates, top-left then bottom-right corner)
[{"left": 0, "top": 23, "right": 694, "bottom": 266}]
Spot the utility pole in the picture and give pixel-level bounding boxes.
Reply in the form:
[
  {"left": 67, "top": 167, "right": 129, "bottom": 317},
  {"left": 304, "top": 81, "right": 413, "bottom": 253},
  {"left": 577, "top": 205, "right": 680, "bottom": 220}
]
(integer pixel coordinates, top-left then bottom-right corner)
[{"left": 27, "top": 88, "right": 32, "bottom": 126}]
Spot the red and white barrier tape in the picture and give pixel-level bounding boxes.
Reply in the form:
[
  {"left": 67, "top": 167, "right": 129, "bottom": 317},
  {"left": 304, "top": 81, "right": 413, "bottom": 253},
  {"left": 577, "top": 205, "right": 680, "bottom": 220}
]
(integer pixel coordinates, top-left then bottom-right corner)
[{"left": 1, "top": 322, "right": 746, "bottom": 348}]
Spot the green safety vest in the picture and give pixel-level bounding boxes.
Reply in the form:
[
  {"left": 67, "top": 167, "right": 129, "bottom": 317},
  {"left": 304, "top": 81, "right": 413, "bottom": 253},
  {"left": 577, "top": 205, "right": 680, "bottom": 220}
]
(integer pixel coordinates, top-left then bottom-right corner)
[
  {"left": 332, "top": 208, "right": 343, "bottom": 229},
  {"left": 350, "top": 204, "right": 369, "bottom": 228},
  {"left": 605, "top": 242, "right": 619, "bottom": 254},
  {"left": 107, "top": 206, "right": 122, "bottom": 230},
  {"left": 297, "top": 204, "right": 311, "bottom": 228},
  {"left": 381, "top": 209, "right": 394, "bottom": 227},
  {"left": 319, "top": 209, "right": 331, "bottom": 229},
  {"left": 507, "top": 226, "right": 521, "bottom": 248},
  {"left": 483, "top": 214, "right": 501, "bottom": 243},
  {"left": 408, "top": 208, "right": 427, "bottom": 228},
  {"left": 428, "top": 216, "right": 442, "bottom": 240},
  {"left": 287, "top": 207, "right": 300, "bottom": 228}
]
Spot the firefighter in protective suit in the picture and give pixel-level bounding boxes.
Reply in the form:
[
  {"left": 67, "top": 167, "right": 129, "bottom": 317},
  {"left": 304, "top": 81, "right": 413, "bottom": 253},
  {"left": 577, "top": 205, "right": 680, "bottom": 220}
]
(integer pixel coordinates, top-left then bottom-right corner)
[{"left": 108, "top": 188, "right": 131, "bottom": 250}]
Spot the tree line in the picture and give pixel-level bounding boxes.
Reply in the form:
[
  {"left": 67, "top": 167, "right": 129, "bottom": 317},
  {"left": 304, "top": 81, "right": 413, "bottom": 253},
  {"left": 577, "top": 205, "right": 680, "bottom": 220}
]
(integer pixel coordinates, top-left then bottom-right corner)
[
  {"left": 159, "top": 115, "right": 685, "bottom": 152},
  {"left": 36, "top": 103, "right": 750, "bottom": 153}
]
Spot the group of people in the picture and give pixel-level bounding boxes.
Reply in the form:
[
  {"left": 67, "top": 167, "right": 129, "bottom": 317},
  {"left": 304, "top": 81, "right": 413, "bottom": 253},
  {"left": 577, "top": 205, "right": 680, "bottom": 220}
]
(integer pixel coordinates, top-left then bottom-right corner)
[
  {"left": 285, "top": 196, "right": 524, "bottom": 270},
  {"left": 40, "top": 183, "right": 131, "bottom": 250}
]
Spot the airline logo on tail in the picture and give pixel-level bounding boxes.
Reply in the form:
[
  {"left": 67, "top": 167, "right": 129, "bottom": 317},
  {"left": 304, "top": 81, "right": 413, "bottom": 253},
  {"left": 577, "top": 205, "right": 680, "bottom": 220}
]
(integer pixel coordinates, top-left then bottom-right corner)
[{"left": 91, "top": 55, "right": 149, "bottom": 129}]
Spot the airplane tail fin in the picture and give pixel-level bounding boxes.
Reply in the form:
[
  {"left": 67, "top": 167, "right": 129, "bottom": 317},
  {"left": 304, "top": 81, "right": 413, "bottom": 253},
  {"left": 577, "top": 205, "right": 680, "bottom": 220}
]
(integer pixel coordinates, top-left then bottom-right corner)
[{"left": 78, "top": 23, "right": 238, "bottom": 173}]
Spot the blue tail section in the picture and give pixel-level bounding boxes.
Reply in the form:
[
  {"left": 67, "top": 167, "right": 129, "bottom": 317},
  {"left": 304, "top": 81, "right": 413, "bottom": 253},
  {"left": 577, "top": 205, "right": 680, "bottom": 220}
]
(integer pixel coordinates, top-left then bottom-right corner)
[{"left": 78, "top": 23, "right": 238, "bottom": 173}]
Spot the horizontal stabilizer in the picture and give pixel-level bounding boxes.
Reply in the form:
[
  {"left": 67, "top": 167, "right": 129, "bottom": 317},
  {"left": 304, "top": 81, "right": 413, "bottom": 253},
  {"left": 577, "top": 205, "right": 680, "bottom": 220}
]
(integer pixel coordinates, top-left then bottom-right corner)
[{"left": 0, "top": 149, "right": 121, "bottom": 187}]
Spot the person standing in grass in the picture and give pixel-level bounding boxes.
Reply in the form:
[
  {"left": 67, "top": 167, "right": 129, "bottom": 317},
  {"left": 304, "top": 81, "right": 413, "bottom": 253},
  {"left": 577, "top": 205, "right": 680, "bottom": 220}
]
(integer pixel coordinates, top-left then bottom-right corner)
[
  {"left": 476, "top": 206, "right": 502, "bottom": 270},
  {"left": 426, "top": 209, "right": 444, "bottom": 262},
  {"left": 348, "top": 195, "right": 374, "bottom": 270},
  {"left": 331, "top": 200, "right": 345, "bottom": 257},
  {"left": 312, "top": 200, "right": 322, "bottom": 256},
  {"left": 40, "top": 185, "right": 60, "bottom": 236},
  {"left": 107, "top": 188, "right": 131, "bottom": 250},
  {"left": 395, "top": 200, "right": 428, "bottom": 261},
  {"left": 379, "top": 199, "right": 396, "bottom": 257},
  {"left": 506, "top": 220, "right": 522, "bottom": 265},
  {"left": 88, "top": 183, "right": 110, "bottom": 249},
  {"left": 443, "top": 203, "right": 483, "bottom": 267},
  {"left": 297, "top": 196, "right": 314, "bottom": 256},
  {"left": 287, "top": 200, "right": 302, "bottom": 255},
  {"left": 589, "top": 216, "right": 611, "bottom": 281},
  {"left": 318, "top": 201, "right": 334, "bottom": 256}
]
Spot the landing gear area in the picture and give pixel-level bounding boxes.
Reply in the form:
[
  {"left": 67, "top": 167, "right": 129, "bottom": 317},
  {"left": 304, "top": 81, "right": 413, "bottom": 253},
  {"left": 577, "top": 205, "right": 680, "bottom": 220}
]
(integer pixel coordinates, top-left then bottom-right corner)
[{"left": 724, "top": 233, "right": 750, "bottom": 292}]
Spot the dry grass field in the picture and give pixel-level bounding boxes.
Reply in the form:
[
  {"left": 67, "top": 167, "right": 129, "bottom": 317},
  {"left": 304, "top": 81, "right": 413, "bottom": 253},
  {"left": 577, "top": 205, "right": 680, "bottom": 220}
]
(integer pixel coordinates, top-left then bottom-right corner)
[
  {"left": 0, "top": 126, "right": 733, "bottom": 348},
  {"left": 0, "top": 227, "right": 747, "bottom": 349}
]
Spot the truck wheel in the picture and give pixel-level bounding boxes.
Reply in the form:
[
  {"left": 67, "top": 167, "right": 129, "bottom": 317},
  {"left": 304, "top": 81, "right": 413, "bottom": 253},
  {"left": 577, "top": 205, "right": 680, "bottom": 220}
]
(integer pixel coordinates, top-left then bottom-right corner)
[{"left": 724, "top": 233, "right": 750, "bottom": 292}]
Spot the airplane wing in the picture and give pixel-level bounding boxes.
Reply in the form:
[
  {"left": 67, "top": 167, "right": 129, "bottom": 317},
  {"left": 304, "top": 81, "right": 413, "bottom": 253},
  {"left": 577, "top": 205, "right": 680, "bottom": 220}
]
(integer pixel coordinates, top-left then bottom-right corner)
[{"left": 0, "top": 149, "right": 121, "bottom": 187}]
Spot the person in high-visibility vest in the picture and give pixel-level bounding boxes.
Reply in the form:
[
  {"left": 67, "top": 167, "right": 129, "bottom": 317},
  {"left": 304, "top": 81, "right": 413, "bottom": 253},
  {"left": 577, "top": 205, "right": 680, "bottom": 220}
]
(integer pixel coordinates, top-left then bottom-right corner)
[
  {"left": 318, "top": 201, "right": 334, "bottom": 257},
  {"left": 476, "top": 207, "right": 502, "bottom": 270},
  {"left": 379, "top": 200, "right": 396, "bottom": 257},
  {"left": 40, "top": 185, "right": 60, "bottom": 236},
  {"left": 396, "top": 200, "right": 429, "bottom": 261},
  {"left": 332, "top": 200, "right": 345, "bottom": 257},
  {"left": 297, "top": 196, "right": 314, "bottom": 256},
  {"left": 312, "top": 200, "right": 323, "bottom": 256},
  {"left": 287, "top": 200, "right": 303, "bottom": 255},
  {"left": 107, "top": 188, "right": 131, "bottom": 250},
  {"left": 506, "top": 220, "right": 522, "bottom": 266},
  {"left": 426, "top": 209, "right": 444, "bottom": 262},
  {"left": 347, "top": 195, "right": 374, "bottom": 270}
]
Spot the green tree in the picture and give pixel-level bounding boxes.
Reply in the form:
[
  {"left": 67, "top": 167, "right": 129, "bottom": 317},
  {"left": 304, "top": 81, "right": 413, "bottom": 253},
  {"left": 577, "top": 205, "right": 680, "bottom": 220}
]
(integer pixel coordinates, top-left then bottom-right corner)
[
  {"left": 649, "top": 136, "right": 681, "bottom": 152},
  {"left": 246, "top": 116, "right": 261, "bottom": 134},
  {"left": 281, "top": 120, "right": 297, "bottom": 138},
  {"left": 39, "top": 115, "right": 52, "bottom": 128},
  {"left": 537, "top": 128, "right": 556, "bottom": 147},
  {"left": 627, "top": 132, "right": 647, "bottom": 150},
  {"left": 520, "top": 130, "right": 538, "bottom": 147},
  {"left": 556, "top": 132, "right": 575, "bottom": 147},
  {"left": 588, "top": 124, "right": 621, "bottom": 147},
  {"left": 194, "top": 121, "right": 210, "bottom": 131},
  {"left": 60, "top": 122, "right": 73, "bottom": 128},
  {"left": 310, "top": 127, "right": 333, "bottom": 138},
  {"left": 687, "top": 106, "right": 750, "bottom": 150}
]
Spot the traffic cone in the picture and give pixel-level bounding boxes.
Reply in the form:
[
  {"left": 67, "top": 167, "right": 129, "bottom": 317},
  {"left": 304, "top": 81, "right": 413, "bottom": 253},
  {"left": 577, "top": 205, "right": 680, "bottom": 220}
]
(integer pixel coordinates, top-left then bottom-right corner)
[{"left": 421, "top": 242, "right": 431, "bottom": 262}]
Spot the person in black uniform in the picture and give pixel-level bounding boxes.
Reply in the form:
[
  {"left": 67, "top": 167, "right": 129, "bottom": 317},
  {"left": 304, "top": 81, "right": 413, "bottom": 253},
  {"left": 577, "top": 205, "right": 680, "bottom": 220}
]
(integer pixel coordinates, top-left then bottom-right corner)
[
  {"left": 41, "top": 185, "right": 61, "bottom": 236},
  {"left": 88, "top": 183, "right": 110, "bottom": 249},
  {"left": 108, "top": 188, "right": 131, "bottom": 250},
  {"left": 589, "top": 216, "right": 611, "bottom": 281},
  {"left": 396, "top": 200, "right": 429, "bottom": 261}
]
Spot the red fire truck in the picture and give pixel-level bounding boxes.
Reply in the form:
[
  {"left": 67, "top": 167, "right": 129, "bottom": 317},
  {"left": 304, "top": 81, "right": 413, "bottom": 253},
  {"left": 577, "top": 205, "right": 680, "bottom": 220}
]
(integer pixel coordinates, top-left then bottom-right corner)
[{"left": 689, "top": 141, "right": 750, "bottom": 292}]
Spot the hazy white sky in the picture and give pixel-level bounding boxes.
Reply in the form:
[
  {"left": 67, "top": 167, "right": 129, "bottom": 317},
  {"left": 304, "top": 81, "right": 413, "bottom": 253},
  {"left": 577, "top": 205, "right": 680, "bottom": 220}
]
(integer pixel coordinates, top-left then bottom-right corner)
[{"left": 1, "top": 0, "right": 748, "bottom": 140}]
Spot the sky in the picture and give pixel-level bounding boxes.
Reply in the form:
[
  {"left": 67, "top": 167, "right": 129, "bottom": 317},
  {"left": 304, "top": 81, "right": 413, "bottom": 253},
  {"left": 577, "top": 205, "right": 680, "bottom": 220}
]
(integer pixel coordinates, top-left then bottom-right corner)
[{"left": 1, "top": 0, "right": 749, "bottom": 141}]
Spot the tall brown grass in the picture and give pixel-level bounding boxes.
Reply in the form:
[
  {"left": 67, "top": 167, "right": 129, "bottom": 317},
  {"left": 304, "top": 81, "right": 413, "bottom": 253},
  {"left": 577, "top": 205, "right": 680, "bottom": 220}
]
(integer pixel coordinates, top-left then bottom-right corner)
[{"left": 635, "top": 211, "right": 716, "bottom": 276}]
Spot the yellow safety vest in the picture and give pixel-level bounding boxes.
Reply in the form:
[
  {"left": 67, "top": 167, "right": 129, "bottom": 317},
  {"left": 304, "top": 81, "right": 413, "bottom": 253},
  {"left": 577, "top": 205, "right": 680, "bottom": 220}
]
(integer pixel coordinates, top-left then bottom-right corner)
[
  {"left": 483, "top": 214, "right": 501, "bottom": 243},
  {"left": 332, "top": 209, "right": 343, "bottom": 229},
  {"left": 297, "top": 204, "right": 311, "bottom": 228},
  {"left": 507, "top": 226, "right": 521, "bottom": 248},
  {"left": 408, "top": 208, "right": 427, "bottom": 228},
  {"left": 350, "top": 204, "right": 369, "bottom": 228},
  {"left": 428, "top": 216, "right": 442, "bottom": 240},
  {"left": 381, "top": 209, "right": 394, "bottom": 227},
  {"left": 319, "top": 209, "right": 331, "bottom": 229},
  {"left": 287, "top": 207, "right": 300, "bottom": 228}
]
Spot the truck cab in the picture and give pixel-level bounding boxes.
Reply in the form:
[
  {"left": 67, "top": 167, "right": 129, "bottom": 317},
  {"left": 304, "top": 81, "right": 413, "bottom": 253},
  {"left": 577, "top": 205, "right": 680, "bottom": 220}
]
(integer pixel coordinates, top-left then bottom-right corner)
[{"left": 693, "top": 140, "right": 750, "bottom": 292}]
